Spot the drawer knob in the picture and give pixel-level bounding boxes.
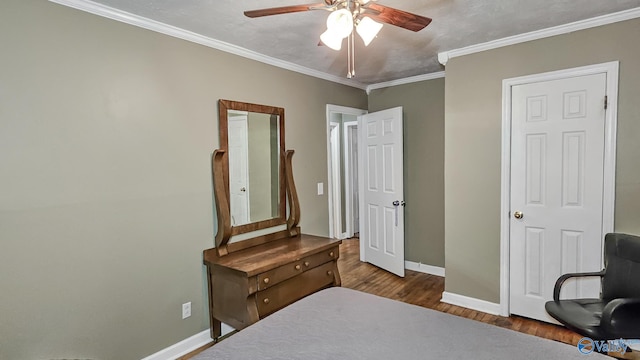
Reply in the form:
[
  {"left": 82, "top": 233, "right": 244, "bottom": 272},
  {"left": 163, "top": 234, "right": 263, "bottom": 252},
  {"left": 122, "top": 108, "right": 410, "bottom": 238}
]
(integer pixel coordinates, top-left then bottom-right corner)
[
  {"left": 295, "top": 264, "right": 301, "bottom": 270},
  {"left": 327, "top": 270, "right": 333, "bottom": 276},
  {"left": 304, "top": 261, "right": 310, "bottom": 267},
  {"left": 263, "top": 298, "right": 270, "bottom": 304},
  {"left": 329, "top": 251, "right": 334, "bottom": 257},
  {"left": 263, "top": 277, "right": 270, "bottom": 284}
]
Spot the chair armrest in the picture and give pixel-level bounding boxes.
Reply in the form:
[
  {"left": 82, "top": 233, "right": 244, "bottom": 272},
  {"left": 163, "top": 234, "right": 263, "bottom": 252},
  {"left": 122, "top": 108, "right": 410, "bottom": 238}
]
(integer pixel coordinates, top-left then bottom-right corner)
[
  {"left": 601, "top": 298, "right": 640, "bottom": 333},
  {"left": 553, "top": 270, "right": 606, "bottom": 302}
]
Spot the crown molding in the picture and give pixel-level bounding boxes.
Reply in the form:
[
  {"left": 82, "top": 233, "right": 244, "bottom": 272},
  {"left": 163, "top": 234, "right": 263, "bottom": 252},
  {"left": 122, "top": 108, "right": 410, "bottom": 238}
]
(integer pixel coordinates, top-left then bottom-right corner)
[
  {"left": 366, "top": 71, "right": 445, "bottom": 94},
  {"left": 438, "top": 7, "right": 640, "bottom": 65},
  {"left": 49, "top": 0, "right": 640, "bottom": 91},
  {"left": 48, "top": 0, "right": 368, "bottom": 90}
]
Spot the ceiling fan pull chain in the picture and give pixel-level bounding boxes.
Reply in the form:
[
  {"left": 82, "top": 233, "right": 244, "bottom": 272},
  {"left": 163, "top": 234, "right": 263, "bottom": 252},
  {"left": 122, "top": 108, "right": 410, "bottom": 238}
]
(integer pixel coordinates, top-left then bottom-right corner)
[{"left": 347, "top": 32, "right": 355, "bottom": 78}]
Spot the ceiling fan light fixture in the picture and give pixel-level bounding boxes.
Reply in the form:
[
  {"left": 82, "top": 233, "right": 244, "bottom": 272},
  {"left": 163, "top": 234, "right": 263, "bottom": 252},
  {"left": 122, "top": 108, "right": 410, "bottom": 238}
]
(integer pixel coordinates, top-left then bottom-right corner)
[
  {"left": 320, "top": 29, "right": 344, "bottom": 50},
  {"left": 326, "top": 8, "right": 354, "bottom": 39},
  {"left": 243, "top": 0, "right": 432, "bottom": 79},
  {"left": 356, "top": 16, "right": 383, "bottom": 46}
]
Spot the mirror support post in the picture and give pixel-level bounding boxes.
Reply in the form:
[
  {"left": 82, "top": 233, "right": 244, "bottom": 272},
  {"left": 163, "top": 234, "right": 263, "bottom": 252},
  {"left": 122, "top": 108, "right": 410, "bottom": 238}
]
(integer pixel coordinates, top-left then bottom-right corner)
[
  {"left": 212, "top": 150, "right": 232, "bottom": 256},
  {"left": 285, "top": 150, "right": 301, "bottom": 236}
]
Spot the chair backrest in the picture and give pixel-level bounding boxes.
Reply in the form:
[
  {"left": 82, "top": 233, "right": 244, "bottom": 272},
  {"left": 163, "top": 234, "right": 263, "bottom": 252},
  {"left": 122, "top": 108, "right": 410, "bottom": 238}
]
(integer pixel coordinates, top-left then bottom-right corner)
[{"left": 601, "top": 233, "right": 640, "bottom": 301}]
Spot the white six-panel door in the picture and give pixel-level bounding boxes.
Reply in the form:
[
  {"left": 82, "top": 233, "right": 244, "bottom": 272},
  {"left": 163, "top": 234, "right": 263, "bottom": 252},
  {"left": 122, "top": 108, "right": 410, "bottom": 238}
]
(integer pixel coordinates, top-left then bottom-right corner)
[
  {"left": 509, "top": 73, "right": 607, "bottom": 322},
  {"left": 359, "top": 107, "right": 405, "bottom": 277}
]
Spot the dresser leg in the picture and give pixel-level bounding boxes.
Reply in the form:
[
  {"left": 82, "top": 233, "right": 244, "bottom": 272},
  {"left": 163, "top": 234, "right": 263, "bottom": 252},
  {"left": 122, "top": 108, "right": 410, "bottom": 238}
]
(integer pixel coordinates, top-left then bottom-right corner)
[
  {"left": 211, "top": 317, "right": 221, "bottom": 341},
  {"left": 332, "top": 263, "right": 342, "bottom": 286},
  {"left": 206, "top": 265, "right": 221, "bottom": 340}
]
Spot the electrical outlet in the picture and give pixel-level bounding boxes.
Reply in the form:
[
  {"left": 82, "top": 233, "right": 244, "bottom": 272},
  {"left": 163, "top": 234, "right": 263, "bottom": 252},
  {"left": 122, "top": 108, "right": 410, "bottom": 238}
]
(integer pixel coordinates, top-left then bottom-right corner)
[{"left": 182, "top": 302, "right": 191, "bottom": 319}]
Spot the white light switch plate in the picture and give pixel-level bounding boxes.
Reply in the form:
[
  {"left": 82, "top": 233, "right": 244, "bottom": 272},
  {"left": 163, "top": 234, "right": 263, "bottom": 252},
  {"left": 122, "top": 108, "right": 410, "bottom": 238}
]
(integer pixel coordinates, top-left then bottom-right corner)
[{"left": 317, "top": 182, "right": 324, "bottom": 195}]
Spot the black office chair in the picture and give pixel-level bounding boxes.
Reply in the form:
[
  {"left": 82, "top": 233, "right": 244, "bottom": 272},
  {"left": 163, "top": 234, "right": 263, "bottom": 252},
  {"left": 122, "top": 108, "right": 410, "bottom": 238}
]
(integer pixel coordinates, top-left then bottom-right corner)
[{"left": 545, "top": 233, "right": 640, "bottom": 340}]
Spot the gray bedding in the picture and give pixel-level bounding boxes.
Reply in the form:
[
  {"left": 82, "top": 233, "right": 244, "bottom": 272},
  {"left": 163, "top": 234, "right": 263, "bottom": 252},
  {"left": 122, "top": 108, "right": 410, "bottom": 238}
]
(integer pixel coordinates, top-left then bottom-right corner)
[{"left": 193, "top": 287, "right": 610, "bottom": 359}]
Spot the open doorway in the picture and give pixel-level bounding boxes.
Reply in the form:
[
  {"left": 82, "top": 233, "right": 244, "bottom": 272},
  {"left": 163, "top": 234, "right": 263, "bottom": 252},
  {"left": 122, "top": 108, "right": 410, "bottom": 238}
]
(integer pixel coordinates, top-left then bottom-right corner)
[{"left": 326, "top": 105, "right": 367, "bottom": 240}]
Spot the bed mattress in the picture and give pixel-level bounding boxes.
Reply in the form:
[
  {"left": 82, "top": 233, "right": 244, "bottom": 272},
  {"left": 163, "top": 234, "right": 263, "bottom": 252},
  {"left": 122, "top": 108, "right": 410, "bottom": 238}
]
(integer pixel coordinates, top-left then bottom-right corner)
[{"left": 193, "top": 287, "right": 610, "bottom": 359}]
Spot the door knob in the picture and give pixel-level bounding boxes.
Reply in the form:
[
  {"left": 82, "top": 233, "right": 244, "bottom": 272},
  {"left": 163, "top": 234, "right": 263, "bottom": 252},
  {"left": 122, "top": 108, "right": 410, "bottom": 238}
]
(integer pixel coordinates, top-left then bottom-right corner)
[
  {"left": 513, "top": 211, "right": 524, "bottom": 219},
  {"left": 240, "top": 187, "right": 246, "bottom": 192}
]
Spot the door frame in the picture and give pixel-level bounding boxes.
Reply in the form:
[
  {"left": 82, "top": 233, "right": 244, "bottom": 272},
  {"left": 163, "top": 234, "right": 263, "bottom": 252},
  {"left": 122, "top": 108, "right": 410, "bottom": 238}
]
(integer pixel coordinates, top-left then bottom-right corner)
[
  {"left": 343, "top": 120, "right": 359, "bottom": 238},
  {"left": 499, "top": 61, "right": 619, "bottom": 316},
  {"left": 326, "top": 105, "right": 367, "bottom": 241},
  {"left": 329, "top": 122, "right": 343, "bottom": 239}
]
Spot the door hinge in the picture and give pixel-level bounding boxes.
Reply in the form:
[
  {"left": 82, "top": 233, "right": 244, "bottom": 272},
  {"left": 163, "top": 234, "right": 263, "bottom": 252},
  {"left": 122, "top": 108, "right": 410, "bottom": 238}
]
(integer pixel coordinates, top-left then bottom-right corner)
[{"left": 604, "top": 95, "right": 608, "bottom": 110}]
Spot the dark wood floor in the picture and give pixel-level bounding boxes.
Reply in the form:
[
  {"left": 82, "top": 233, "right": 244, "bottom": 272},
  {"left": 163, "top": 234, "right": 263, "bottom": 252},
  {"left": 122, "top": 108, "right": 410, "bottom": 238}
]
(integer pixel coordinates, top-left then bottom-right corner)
[{"left": 338, "top": 238, "right": 581, "bottom": 346}]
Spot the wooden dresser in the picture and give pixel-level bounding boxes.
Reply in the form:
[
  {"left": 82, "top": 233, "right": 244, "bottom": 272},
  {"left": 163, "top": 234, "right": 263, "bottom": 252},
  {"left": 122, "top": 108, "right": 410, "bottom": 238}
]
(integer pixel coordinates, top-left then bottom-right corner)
[
  {"left": 203, "top": 234, "right": 341, "bottom": 339},
  {"left": 206, "top": 101, "right": 342, "bottom": 340}
]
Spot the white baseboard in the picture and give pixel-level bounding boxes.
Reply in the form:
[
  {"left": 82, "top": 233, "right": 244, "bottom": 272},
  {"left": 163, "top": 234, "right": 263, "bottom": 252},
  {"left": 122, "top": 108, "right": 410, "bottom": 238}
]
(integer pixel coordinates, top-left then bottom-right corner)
[
  {"left": 441, "top": 291, "right": 501, "bottom": 316},
  {"left": 405, "top": 260, "right": 445, "bottom": 277},
  {"left": 141, "top": 323, "right": 234, "bottom": 360}
]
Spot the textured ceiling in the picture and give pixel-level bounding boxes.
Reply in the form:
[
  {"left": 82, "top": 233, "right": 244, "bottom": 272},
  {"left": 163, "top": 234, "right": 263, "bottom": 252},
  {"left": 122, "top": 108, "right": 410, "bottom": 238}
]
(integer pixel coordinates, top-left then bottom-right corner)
[{"left": 78, "top": 0, "right": 640, "bottom": 85}]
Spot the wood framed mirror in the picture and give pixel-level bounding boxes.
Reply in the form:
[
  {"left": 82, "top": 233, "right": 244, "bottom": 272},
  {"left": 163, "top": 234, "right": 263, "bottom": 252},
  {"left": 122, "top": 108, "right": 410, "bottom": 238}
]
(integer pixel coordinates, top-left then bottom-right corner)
[{"left": 216, "top": 99, "right": 287, "bottom": 244}]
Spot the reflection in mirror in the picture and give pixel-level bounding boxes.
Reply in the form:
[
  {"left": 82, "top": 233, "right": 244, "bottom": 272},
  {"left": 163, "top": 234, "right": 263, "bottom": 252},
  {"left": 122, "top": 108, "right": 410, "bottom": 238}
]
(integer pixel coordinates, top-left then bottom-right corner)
[
  {"left": 218, "top": 99, "right": 286, "bottom": 237},
  {"left": 227, "top": 110, "right": 280, "bottom": 226}
]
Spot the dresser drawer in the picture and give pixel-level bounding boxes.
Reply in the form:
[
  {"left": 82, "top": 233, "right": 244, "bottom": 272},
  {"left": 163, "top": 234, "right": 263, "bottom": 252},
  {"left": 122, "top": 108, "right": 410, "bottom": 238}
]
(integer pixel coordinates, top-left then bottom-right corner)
[
  {"left": 257, "top": 246, "right": 339, "bottom": 291},
  {"left": 256, "top": 261, "right": 337, "bottom": 316}
]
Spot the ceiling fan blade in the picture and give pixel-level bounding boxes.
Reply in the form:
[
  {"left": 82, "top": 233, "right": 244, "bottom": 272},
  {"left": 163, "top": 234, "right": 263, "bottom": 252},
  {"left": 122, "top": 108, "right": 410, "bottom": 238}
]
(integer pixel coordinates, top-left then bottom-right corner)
[
  {"left": 244, "top": 3, "right": 326, "bottom": 18},
  {"left": 363, "top": 3, "right": 432, "bottom": 32}
]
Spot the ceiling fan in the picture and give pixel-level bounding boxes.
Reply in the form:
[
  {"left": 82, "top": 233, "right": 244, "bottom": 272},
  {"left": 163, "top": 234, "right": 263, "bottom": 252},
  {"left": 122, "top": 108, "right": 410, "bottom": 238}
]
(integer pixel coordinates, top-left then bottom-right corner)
[{"left": 244, "top": 0, "right": 432, "bottom": 78}]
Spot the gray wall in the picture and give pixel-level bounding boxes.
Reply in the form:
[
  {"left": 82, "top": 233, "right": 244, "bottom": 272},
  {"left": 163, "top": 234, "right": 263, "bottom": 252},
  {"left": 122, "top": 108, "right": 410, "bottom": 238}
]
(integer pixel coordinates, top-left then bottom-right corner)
[
  {"left": 368, "top": 78, "right": 446, "bottom": 267},
  {"left": 0, "top": 1, "right": 366, "bottom": 359},
  {"left": 444, "top": 18, "right": 640, "bottom": 303}
]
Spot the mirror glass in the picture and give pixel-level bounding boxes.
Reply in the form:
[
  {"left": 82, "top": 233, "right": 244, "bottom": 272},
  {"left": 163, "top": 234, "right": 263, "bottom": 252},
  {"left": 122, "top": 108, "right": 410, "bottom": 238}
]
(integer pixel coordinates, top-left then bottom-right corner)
[
  {"left": 219, "top": 100, "right": 286, "bottom": 233},
  {"left": 228, "top": 110, "right": 280, "bottom": 225}
]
